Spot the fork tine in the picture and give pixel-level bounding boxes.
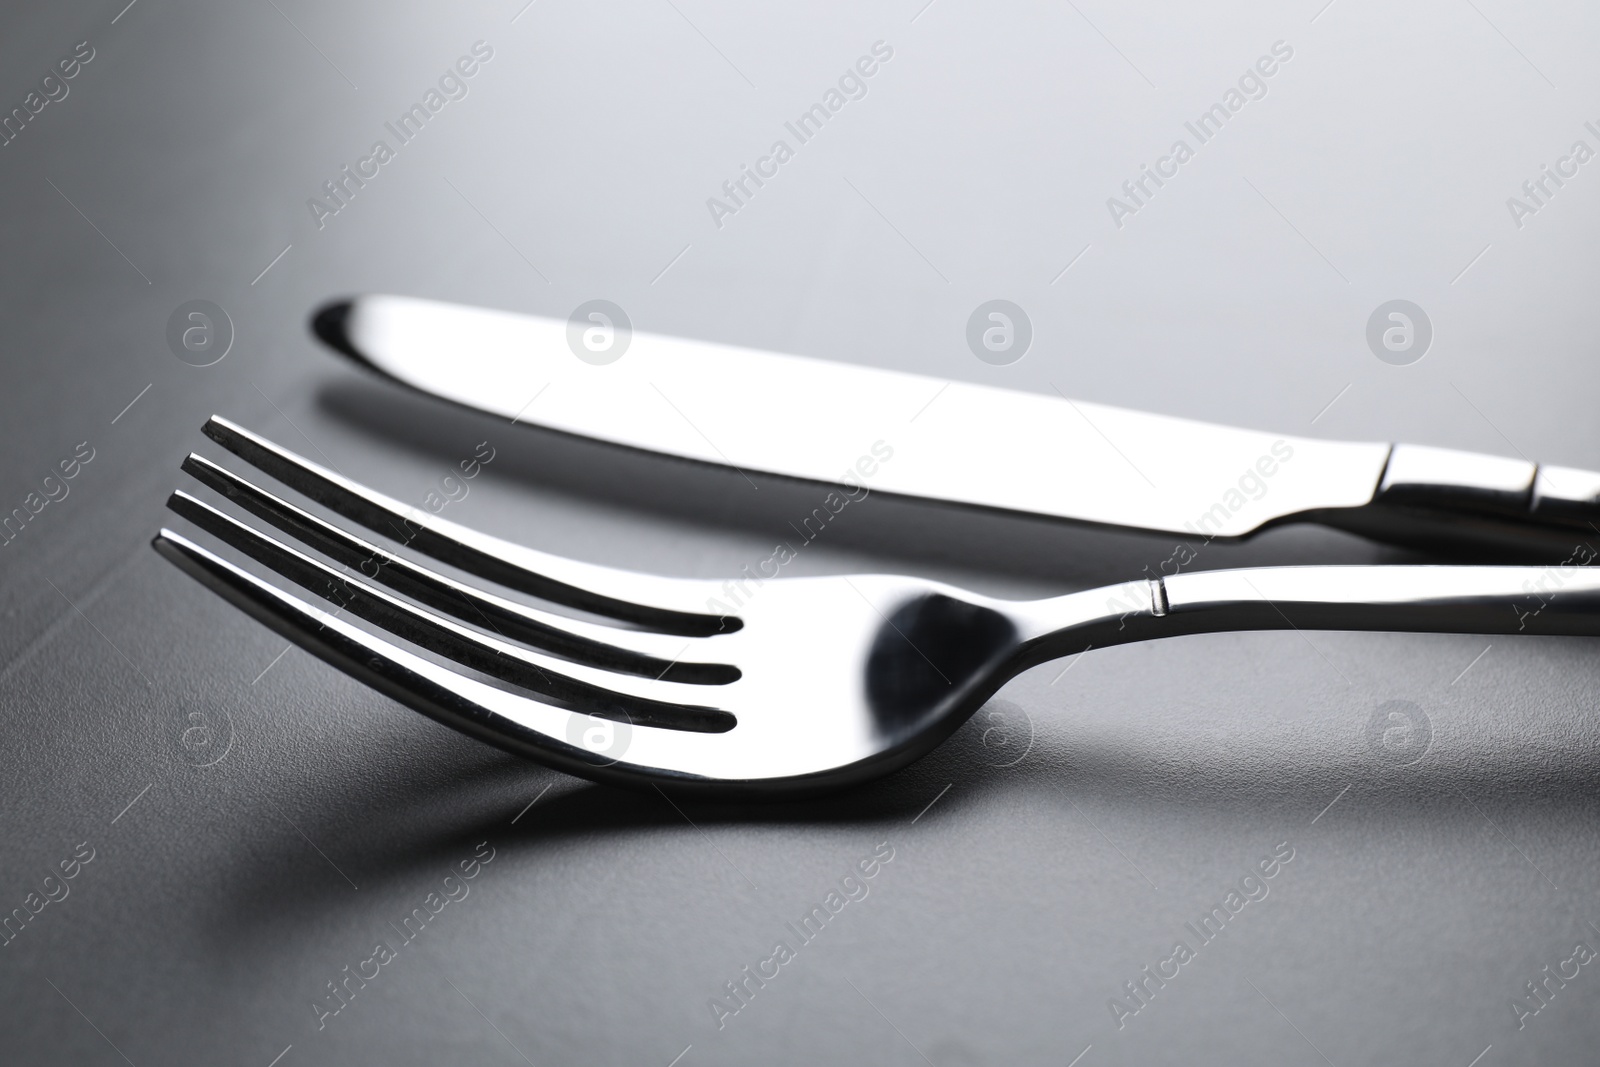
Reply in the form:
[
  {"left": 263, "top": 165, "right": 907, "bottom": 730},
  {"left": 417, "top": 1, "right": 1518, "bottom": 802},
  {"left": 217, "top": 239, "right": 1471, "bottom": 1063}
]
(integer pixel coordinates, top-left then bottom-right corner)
[
  {"left": 174, "top": 457, "right": 738, "bottom": 684},
  {"left": 153, "top": 529, "right": 712, "bottom": 781},
  {"left": 201, "top": 415, "right": 738, "bottom": 637},
  {"left": 161, "top": 504, "right": 736, "bottom": 732}
]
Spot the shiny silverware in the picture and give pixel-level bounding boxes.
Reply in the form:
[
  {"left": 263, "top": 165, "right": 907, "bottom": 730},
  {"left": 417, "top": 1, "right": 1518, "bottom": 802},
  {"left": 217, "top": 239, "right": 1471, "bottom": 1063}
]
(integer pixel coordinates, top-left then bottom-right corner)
[
  {"left": 154, "top": 417, "right": 1600, "bottom": 797},
  {"left": 315, "top": 294, "right": 1600, "bottom": 558}
]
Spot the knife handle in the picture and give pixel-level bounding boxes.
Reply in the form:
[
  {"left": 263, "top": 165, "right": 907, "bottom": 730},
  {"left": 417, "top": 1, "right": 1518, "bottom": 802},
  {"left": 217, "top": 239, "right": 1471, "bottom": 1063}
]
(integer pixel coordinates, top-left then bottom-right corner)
[{"left": 1309, "top": 444, "right": 1600, "bottom": 561}]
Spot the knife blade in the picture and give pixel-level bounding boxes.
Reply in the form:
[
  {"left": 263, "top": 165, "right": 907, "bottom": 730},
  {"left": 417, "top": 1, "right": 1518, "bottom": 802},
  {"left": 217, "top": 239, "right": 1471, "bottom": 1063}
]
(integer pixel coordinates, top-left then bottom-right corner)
[{"left": 313, "top": 294, "right": 1600, "bottom": 557}]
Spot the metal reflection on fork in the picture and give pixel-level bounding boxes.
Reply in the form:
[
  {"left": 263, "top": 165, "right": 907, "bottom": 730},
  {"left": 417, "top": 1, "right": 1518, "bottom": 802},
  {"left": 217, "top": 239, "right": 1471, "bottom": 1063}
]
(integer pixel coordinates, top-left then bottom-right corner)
[{"left": 153, "top": 417, "right": 1600, "bottom": 798}]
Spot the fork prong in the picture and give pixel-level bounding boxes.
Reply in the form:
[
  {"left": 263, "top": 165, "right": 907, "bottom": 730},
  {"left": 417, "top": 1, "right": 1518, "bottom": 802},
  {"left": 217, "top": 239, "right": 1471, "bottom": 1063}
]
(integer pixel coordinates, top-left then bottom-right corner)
[
  {"left": 174, "top": 457, "right": 738, "bottom": 684},
  {"left": 153, "top": 529, "right": 712, "bottom": 781},
  {"left": 201, "top": 415, "right": 739, "bottom": 637},
  {"left": 161, "top": 504, "right": 736, "bottom": 733}
]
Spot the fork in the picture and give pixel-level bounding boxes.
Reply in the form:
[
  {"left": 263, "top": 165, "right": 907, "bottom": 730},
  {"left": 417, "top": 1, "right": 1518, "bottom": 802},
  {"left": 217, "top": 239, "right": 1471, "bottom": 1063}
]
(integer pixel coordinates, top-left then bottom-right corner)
[{"left": 154, "top": 417, "right": 1600, "bottom": 797}]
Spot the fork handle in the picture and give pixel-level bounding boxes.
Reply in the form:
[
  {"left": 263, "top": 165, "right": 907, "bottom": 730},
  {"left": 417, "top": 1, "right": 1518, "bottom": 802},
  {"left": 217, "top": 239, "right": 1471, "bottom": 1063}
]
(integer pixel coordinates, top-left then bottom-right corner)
[
  {"left": 1156, "top": 563, "right": 1600, "bottom": 641},
  {"left": 1011, "top": 562, "right": 1600, "bottom": 673}
]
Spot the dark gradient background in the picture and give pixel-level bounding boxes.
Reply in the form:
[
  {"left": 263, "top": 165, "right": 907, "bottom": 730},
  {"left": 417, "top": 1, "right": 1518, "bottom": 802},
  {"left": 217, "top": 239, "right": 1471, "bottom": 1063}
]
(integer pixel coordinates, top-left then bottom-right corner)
[{"left": 3, "top": 1, "right": 1600, "bottom": 1064}]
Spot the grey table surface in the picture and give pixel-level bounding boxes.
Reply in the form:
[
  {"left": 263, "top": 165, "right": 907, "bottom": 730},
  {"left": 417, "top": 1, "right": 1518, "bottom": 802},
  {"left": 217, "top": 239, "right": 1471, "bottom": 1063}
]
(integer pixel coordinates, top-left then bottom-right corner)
[{"left": 5, "top": 1, "right": 1600, "bottom": 1063}]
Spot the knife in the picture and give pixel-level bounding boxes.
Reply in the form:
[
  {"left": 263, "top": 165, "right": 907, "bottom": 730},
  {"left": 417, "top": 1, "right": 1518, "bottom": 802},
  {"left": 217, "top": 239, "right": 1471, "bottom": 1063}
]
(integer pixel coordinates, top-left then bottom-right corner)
[{"left": 312, "top": 294, "right": 1600, "bottom": 559}]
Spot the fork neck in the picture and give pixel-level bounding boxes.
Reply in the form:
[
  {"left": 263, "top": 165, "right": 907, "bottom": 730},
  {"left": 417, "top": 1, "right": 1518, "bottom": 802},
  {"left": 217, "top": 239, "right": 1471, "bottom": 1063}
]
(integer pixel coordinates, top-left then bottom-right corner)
[{"left": 1010, "top": 564, "right": 1600, "bottom": 667}]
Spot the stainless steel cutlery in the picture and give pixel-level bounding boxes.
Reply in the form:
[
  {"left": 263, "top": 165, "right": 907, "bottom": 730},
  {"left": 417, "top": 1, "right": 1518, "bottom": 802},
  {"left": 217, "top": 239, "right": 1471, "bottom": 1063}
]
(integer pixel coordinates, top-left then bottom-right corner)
[
  {"left": 314, "top": 294, "right": 1600, "bottom": 558},
  {"left": 155, "top": 418, "right": 1600, "bottom": 797}
]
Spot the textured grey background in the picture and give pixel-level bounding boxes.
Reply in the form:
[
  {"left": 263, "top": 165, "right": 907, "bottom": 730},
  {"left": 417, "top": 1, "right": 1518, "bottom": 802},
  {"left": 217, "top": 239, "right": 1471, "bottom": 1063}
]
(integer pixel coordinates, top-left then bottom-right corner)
[{"left": 3, "top": 0, "right": 1600, "bottom": 1064}]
